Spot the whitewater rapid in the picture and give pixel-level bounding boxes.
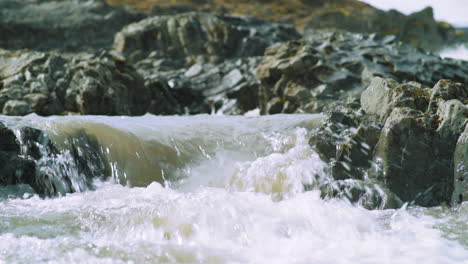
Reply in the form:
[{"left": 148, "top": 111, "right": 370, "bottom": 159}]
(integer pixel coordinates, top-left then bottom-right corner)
[{"left": 0, "top": 114, "right": 467, "bottom": 264}]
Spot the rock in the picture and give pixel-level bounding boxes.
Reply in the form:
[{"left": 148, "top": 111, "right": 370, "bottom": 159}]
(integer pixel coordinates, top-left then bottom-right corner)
[
  {"left": 309, "top": 105, "right": 383, "bottom": 181},
  {"left": 308, "top": 77, "right": 467, "bottom": 207},
  {"left": 369, "top": 107, "right": 439, "bottom": 205},
  {"left": 113, "top": 12, "right": 300, "bottom": 65},
  {"left": 2, "top": 100, "right": 30, "bottom": 115},
  {"left": 452, "top": 124, "right": 468, "bottom": 204},
  {"left": 66, "top": 53, "right": 150, "bottom": 115},
  {"left": 111, "top": 12, "right": 300, "bottom": 115},
  {"left": 0, "top": 0, "right": 144, "bottom": 52},
  {"left": 0, "top": 50, "right": 154, "bottom": 116},
  {"left": 107, "top": 0, "right": 464, "bottom": 51},
  {"left": 305, "top": 6, "right": 458, "bottom": 51},
  {"left": 367, "top": 79, "right": 467, "bottom": 206},
  {"left": 257, "top": 31, "right": 468, "bottom": 114},
  {"left": 319, "top": 179, "right": 403, "bottom": 210},
  {"left": 0, "top": 120, "right": 110, "bottom": 197},
  {"left": 0, "top": 122, "right": 35, "bottom": 186},
  {"left": 427, "top": 80, "right": 468, "bottom": 113},
  {"left": 361, "top": 77, "right": 431, "bottom": 122}
]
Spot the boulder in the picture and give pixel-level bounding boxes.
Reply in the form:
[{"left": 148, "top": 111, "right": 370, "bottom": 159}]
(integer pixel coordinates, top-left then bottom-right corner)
[
  {"left": 0, "top": 120, "right": 110, "bottom": 196},
  {"left": 0, "top": 0, "right": 144, "bottom": 52},
  {"left": 114, "top": 12, "right": 300, "bottom": 65},
  {"left": 308, "top": 77, "right": 467, "bottom": 207},
  {"left": 452, "top": 124, "right": 468, "bottom": 204},
  {"left": 365, "top": 79, "right": 468, "bottom": 206},
  {"left": 107, "top": 0, "right": 464, "bottom": 51},
  {"left": 361, "top": 77, "right": 430, "bottom": 122},
  {"left": 0, "top": 50, "right": 153, "bottom": 116}
]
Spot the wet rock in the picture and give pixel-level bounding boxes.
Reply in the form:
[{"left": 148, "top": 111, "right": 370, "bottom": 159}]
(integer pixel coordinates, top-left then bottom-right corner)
[
  {"left": 0, "top": 121, "right": 110, "bottom": 197},
  {"left": 369, "top": 107, "right": 439, "bottom": 206},
  {"left": 114, "top": 12, "right": 300, "bottom": 65},
  {"left": 309, "top": 77, "right": 467, "bottom": 207},
  {"left": 319, "top": 179, "right": 403, "bottom": 210},
  {"left": 0, "top": 0, "right": 144, "bottom": 52},
  {"left": 0, "top": 122, "right": 35, "bottom": 186},
  {"left": 309, "top": 105, "right": 382, "bottom": 182},
  {"left": 452, "top": 124, "right": 468, "bottom": 204},
  {"left": 257, "top": 31, "right": 468, "bottom": 114},
  {"left": 366, "top": 79, "right": 468, "bottom": 207}
]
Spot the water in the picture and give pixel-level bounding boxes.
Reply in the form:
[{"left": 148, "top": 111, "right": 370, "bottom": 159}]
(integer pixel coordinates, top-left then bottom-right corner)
[
  {"left": 440, "top": 45, "right": 468, "bottom": 61},
  {"left": 0, "top": 114, "right": 467, "bottom": 264}
]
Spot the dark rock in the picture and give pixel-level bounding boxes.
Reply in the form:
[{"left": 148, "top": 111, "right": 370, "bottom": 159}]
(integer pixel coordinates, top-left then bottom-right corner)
[
  {"left": 0, "top": 0, "right": 144, "bottom": 52},
  {"left": 0, "top": 120, "right": 110, "bottom": 196},
  {"left": 309, "top": 105, "right": 382, "bottom": 181},
  {"left": 308, "top": 77, "right": 467, "bottom": 207},
  {"left": 452, "top": 124, "right": 468, "bottom": 204},
  {"left": 0, "top": 50, "right": 152, "bottom": 116},
  {"left": 114, "top": 12, "right": 300, "bottom": 65},
  {"left": 257, "top": 31, "right": 468, "bottom": 114},
  {"left": 361, "top": 77, "right": 431, "bottom": 122},
  {"left": 111, "top": 12, "right": 300, "bottom": 114},
  {"left": 305, "top": 6, "right": 459, "bottom": 52},
  {"left": 365, "top": 79, "right": 468, "bottom": 206},
  {"left": 319, "top": 179, "right": 403, "bottom": 210}
]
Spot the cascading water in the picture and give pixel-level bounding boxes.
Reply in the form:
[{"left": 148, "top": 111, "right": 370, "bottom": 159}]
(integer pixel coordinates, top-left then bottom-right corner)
[{"left": 0, "top": 114, "right": 467, "bottom": 264}]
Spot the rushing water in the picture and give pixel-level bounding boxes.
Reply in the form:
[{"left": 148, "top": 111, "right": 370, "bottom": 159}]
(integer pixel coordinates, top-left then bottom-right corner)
[{"left": 0, "top": 114, "right": 467, "bottom": 264}]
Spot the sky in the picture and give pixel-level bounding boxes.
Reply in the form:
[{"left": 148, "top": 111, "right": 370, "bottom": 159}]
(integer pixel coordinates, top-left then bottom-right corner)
[{"left": 360, "top": 0, "right": 468, "bottom": 27}]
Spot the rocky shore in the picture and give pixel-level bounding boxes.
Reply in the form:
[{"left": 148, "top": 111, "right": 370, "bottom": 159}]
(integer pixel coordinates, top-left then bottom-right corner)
[{"left": 0, "top": 0, "right": 466, "bottom": 208}]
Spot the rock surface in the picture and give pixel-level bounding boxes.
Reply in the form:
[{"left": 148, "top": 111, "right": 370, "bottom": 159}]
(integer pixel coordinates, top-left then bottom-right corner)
[
  {"left": 106, "top": 0, "right": 464, "bottom": 51},
  {"left": 0, "top": 121, "right": 110, "bottom": 196},
  {"left": 0, "top": 50, "right": 152, "bottom": 115},
  {"left": 0, "top": 0, "right": 144, "bottom": 52},
  {"left": 257, "top": 31, "right": 468, "bottom": 115},
  {"left": 113, "top": 12, "right": 300, "bottom": 114},
  {"left": 309, "top": 77, "right": 467, "bottom": 207},
  {"left": 452, "top": 124, "right": 468, "bottom": 204},
  {"left": 114, "top": 12, "right": 300, "bottom": 64}
]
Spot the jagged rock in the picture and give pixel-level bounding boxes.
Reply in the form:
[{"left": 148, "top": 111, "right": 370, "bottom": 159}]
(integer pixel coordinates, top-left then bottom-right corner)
[
  {"left": 309, "top": 77, "right": 467, "bottom": 207},
  {"left": 369, "top": 107, "right": 441, "bottom": 206},
  {"left": 365, "top": 79, "right": 467, "bottom": 206},
  {"left": 107, "top": 0, "right": 465, "bottom": 51},
  {"left": 257, "top": 31, "right": 468, "bottom": 114},
  {"left": 0, "top": 123, "right": 35, "bottom": 186},
  {"left": 452, "top": 124, "right": 468, "bottom": 204},
  {"left": 361, "top": 77, "right": 431, "bottom": 122},
  {"left": 428, "top": 79, "right": 468, "bottom": 113},
  {"left": 309, "top": 104, "right": 382, "bottom": 181},
  {"left": 0, "top": 50, "right": 153, "bottom": 116},
  {"left": 0, "top": 0, "right": 144, "bottom": 52},
  {"left": 112, "top": 12, "right": 299, "bottom": 114},
  {"left": 114, "top": 12, "right": 300, "bottom": 65},
  {"left": 0, "top": 120, "right": 110, "bottom": 196}
]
